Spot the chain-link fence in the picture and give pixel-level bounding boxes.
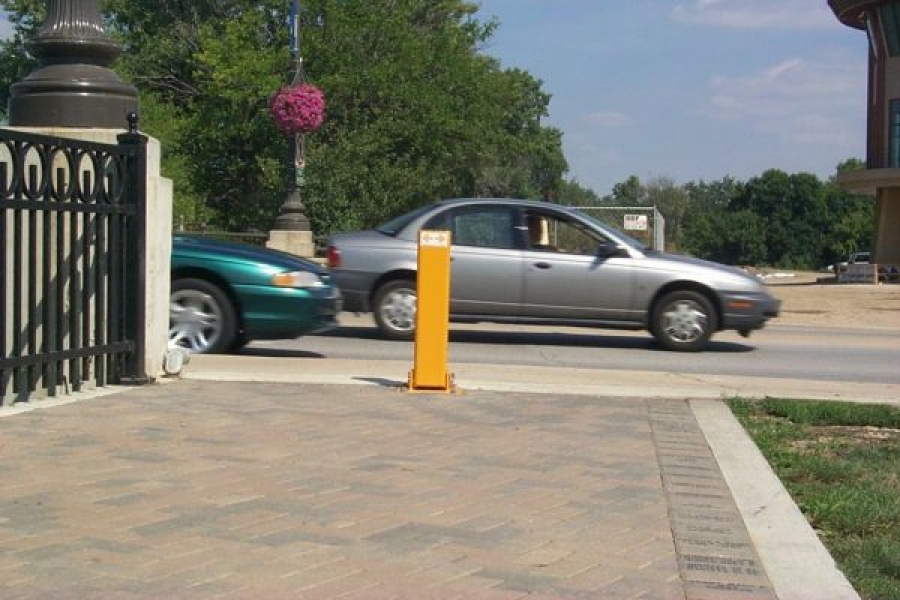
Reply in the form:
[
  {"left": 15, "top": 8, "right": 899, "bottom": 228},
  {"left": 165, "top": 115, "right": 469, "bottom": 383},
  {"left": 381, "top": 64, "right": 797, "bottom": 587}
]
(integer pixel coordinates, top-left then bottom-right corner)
[{"left": 572, "top": 206, "right": 666, "bottom": 251}]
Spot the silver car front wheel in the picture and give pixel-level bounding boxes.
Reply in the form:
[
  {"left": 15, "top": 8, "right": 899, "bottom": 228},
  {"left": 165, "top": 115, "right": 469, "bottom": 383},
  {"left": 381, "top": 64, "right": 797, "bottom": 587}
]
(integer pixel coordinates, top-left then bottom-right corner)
[
  {"left": 373, "top": 279, "right": 416, "bottom": 341},
  {"left": 651, "top": 290, "right": 716, "bottom": 352}
]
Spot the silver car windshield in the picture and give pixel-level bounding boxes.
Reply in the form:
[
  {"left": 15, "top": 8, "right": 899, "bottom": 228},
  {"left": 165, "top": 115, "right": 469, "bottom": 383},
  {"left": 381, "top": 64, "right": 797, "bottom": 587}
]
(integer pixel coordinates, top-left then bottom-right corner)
[
  {"left": 571, "top": 208, "right": 650, "bottom": 252},
  {"left": 376, "top": 203, "right": 437, "bottom": 236}
]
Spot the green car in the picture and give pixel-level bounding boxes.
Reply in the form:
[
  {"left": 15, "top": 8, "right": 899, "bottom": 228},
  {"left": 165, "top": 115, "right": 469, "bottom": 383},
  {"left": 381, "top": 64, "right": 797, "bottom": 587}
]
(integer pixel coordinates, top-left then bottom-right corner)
[{"left": 169, "top": 235, "right": 342, "bottom": 354}]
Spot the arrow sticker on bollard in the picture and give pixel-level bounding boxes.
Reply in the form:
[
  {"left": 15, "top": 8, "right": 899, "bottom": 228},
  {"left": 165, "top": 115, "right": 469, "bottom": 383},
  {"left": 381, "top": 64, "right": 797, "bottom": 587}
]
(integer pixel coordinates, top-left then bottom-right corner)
[{"left": 420, "top": 231, "right": 450, "bottom": 247}]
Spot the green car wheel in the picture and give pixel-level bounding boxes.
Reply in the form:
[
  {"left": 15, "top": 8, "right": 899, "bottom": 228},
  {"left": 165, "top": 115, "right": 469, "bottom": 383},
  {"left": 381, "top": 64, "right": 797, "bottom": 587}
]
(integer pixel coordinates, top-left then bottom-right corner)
[{"left": 169, "top": 278, "right": 237, "bottom": 354}]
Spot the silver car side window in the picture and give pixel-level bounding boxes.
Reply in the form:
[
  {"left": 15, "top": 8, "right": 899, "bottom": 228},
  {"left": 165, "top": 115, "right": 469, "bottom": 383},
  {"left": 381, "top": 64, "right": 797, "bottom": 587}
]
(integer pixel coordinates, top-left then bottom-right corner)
[
  {"left": 446, "top": 207, "right": 515, "bottom": 249},
  {"left": 538, "top": 214, "right": 605, "bottom": 256}
]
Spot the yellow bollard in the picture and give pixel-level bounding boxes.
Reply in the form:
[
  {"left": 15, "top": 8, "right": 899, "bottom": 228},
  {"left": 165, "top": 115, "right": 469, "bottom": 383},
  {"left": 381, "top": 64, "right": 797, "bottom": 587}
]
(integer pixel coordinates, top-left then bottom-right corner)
[{"left": 408, "top": 229, "right": 454, "bottom": 392}]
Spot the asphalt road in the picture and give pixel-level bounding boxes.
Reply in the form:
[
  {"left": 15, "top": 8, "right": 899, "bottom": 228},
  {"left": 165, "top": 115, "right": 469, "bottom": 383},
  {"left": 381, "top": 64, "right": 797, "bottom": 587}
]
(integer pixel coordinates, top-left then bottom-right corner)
[{"left": 244, "top": 314, "right": 900, "bottom": 386}]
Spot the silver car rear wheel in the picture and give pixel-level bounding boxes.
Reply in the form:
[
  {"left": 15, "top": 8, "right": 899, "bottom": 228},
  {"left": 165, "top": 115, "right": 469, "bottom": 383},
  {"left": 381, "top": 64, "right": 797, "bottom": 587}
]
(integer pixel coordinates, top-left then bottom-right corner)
[
  {"left": 651, "top": 290, "right": 716, "bottom": 352},
  {"left": 373, "top": 279, "right": 416, "bottom": 341}
]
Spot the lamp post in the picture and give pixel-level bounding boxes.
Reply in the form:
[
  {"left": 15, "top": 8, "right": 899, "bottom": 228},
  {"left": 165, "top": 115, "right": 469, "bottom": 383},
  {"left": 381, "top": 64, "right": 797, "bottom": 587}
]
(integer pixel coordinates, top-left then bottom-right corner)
[
  {"left": 272, "top": 0, "right": 311, "bottom": 233},
  {"left": 8, "top": 0, "right": 138, "bottom": 128}
]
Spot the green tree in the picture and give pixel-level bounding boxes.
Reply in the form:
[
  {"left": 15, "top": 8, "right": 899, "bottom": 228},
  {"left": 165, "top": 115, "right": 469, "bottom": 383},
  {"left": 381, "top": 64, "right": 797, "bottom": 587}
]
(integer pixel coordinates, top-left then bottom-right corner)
[
  {"left": 482, "top": 68, "right": 566, "bottom": 199},
  {"left": 680, "top": 177, "right": 744, "bottom": 259},
  {"left": 821, "top": 159, "right": 874, "bottom": 264},
  {"left": 603, "top": 175, "right": 645, "bottom": 206},
  {"left": 303, "top": 3, "right": 565, "bottom": 230},
  {"left": 556, "top": 178, "right": 601, "bottom": 205},
  {"left": 714, "top": 209, "right": 767, "bottom": 266},
  {"left": 678, "top": 168, "right": 872, "bottom": 270},
  {"left": 729, "top": 169, "right": 830, "bottom": 268},
  {"left": 0, "top": 0, "right": 45, "bottom": 121},
  {"left": 683, "top": 177, "right": 743, "bottom": 210},
  {"left": 138, "top": 92, "right": 211, "bottom": 228}
]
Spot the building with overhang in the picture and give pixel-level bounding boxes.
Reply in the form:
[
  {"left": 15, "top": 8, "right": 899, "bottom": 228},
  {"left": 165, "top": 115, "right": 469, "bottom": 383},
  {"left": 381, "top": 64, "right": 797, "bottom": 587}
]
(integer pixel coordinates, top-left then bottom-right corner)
[{"left": 829, "top": 0, "right": 900, "bottom": 264}]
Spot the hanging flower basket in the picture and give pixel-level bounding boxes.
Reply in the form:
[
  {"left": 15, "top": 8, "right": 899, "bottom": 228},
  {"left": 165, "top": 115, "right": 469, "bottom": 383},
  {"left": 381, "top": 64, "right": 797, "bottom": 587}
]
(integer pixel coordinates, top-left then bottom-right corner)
[{"left": 269, "top": 83, "right": 326, "bottom": 135}]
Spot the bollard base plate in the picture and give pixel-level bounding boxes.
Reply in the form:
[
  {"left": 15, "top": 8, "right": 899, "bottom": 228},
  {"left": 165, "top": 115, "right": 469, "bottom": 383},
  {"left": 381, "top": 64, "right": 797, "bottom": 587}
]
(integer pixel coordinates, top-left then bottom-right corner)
[{"left": 406, "top": 371, "right": 456, "bottom": 394}]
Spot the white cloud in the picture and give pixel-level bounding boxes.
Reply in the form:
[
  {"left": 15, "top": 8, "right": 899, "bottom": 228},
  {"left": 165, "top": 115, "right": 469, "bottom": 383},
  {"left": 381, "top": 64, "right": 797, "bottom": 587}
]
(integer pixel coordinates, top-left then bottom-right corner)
[
  {"left": 763, "top": 59, "right": 804, "bottom": 80},
  {"left": 671, "top": 0, "right": 838, "bottom": 30},
  {"left": 587, "top": 111, "right": 630, "bottom": 128},
  {"left": 702, "top": 53, "right": 865, "bottom": 147}
]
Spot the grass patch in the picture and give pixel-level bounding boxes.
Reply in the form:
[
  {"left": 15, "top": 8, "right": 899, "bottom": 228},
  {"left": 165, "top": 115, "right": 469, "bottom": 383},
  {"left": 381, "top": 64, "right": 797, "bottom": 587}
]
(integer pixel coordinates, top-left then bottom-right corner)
[{"left": 728, "top": 398, "right": 900, "bottom": 600}]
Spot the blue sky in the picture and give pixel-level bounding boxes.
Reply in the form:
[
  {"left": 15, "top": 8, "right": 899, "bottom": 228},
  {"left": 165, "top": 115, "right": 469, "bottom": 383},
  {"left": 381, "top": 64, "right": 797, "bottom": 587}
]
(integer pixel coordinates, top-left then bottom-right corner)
[{"left": 474, "top": 0, "right": 868, "bottom": 196}]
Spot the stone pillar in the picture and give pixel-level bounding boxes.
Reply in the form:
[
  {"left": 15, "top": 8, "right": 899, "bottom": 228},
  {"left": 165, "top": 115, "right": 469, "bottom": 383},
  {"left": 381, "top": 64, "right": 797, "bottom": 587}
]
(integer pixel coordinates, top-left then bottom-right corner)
[{"left": 7, "top": 0, "right": 172, "bottom": 381}]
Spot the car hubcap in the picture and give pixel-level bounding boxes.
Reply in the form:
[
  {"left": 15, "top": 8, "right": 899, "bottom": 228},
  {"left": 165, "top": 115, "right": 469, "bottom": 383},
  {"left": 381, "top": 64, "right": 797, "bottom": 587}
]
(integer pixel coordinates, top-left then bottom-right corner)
[
  {"left": 661, "top": 300, "right": 707, "bottom": 343},
  {"left": 169, "top": 290, "right": 224, "bottom": 353},
  {"left": 380, "top": 288, "right": 416, "bottom": 333}
]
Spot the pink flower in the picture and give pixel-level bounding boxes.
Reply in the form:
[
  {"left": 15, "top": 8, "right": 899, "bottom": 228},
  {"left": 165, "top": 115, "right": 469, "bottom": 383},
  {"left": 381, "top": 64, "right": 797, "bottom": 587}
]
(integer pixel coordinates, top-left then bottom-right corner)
[{"left": 269, "top": 84, "right": 326, "bottom": 134}]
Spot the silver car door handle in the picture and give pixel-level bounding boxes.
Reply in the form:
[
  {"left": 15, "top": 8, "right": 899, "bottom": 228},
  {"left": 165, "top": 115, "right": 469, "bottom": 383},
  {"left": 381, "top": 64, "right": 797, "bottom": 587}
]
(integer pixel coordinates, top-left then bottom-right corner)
[{"left": 533, "top": 262, "right": 552, "bottom": 269}]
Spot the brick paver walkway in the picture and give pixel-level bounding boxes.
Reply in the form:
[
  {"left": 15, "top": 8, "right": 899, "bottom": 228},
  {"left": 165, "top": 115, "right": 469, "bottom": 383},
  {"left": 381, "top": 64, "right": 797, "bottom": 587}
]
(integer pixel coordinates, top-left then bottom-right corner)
[{"left": 0, "top": 380, "right": 775, "bottom": 599}]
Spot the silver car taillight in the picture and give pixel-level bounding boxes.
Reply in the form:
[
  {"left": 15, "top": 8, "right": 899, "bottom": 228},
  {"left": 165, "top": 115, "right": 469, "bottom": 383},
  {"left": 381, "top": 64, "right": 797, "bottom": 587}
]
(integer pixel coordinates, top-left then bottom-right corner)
[{"left": 327, "top": 245, "right": 341, "bottom": 268}]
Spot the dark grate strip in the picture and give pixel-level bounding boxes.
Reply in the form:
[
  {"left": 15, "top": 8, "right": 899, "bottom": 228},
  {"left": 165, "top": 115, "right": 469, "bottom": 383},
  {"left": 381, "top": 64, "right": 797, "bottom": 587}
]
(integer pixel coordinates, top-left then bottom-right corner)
[{"left": 649, "top": 401, "right": 777, "bottom": 600}]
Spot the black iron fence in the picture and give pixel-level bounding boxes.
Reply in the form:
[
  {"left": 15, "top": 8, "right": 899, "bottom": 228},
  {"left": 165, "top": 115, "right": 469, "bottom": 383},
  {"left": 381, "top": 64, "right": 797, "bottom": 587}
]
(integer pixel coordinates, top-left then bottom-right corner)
[{"left": 0, "top": 125, "right": 148, "bottom": 405}]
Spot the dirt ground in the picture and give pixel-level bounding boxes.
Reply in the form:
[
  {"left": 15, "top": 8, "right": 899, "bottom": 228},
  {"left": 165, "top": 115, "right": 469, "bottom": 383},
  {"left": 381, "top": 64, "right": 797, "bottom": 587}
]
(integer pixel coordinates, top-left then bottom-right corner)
[{"left": 762, "top": 271, "right": 900, "bottom": 329}]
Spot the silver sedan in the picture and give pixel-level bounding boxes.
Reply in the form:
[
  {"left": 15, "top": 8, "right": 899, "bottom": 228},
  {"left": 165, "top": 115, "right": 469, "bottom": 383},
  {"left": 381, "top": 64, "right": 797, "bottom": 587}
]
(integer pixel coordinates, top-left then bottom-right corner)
[{"left": 326, "top": 198, "right": 780, "bottom": 351}]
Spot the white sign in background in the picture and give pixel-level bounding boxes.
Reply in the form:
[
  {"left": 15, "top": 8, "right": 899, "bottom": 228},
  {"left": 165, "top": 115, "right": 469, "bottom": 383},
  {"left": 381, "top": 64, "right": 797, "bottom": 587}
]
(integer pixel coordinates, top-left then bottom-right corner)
[{"left": 624, "top": 214, "right": 648, "bottom": 231}]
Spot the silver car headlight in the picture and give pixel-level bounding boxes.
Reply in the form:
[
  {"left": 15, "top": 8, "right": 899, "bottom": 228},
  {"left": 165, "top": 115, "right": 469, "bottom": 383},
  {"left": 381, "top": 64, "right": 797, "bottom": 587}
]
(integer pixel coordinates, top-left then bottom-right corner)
[{"left": 271, "top": 270, "right": 327, "bottom": 289}]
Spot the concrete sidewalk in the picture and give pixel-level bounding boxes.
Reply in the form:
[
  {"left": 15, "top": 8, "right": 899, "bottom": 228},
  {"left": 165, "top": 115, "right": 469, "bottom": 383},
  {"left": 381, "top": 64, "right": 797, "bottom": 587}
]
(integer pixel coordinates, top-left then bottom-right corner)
[{"left": 0, "top": 356, "right": 867, "bottom": 599}]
